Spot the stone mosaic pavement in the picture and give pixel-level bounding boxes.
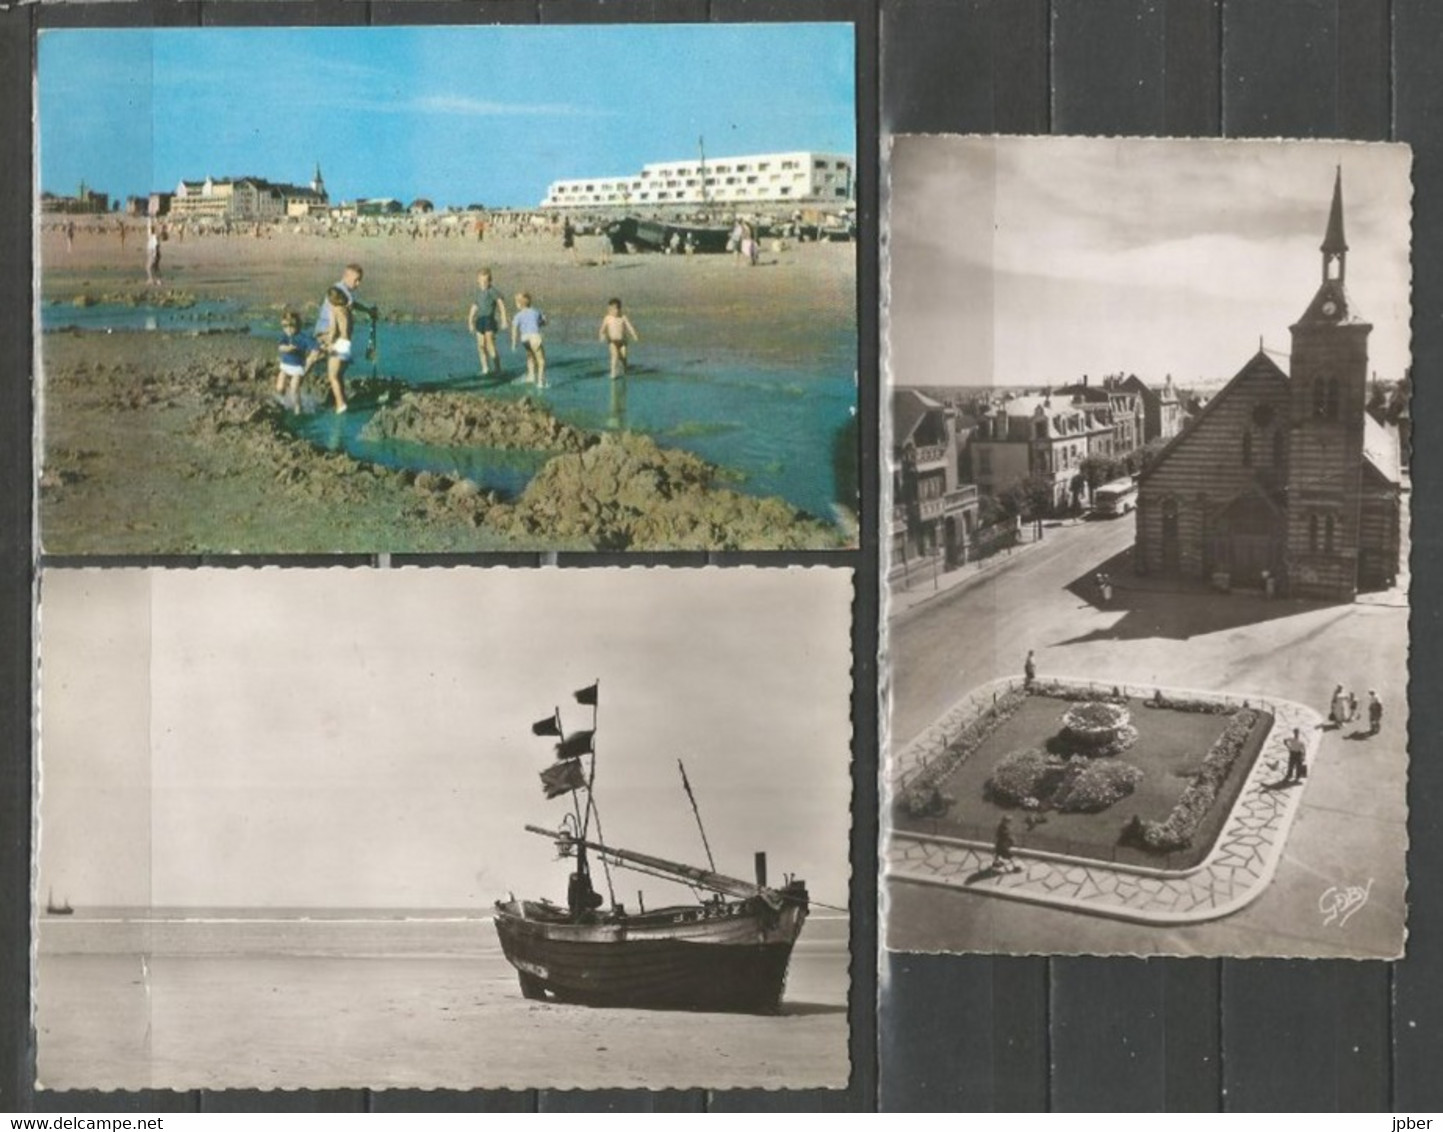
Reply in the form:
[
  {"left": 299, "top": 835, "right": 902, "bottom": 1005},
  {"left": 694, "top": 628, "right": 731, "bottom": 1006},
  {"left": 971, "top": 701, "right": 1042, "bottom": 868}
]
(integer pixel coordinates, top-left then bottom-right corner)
[{"left": 885, "top": 678, "right": 1324, "bottom": 924}]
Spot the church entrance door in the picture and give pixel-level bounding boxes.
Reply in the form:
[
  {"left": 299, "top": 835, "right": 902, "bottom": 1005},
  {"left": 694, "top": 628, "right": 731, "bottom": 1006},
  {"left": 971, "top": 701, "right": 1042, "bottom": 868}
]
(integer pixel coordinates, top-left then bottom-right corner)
[{"left": 1222, "top": 493, "right": 1282, "bottom": 588}]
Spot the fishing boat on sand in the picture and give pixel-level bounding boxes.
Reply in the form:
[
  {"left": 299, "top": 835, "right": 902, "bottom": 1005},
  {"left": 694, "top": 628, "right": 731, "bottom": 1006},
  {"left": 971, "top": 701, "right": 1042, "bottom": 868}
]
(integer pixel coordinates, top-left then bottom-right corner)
[
  {"left": 493, "top": 681, "right": 810, "bottom": 1013},
  {"left": 45, "top": 889, "right": 74, "bottom": 916}
]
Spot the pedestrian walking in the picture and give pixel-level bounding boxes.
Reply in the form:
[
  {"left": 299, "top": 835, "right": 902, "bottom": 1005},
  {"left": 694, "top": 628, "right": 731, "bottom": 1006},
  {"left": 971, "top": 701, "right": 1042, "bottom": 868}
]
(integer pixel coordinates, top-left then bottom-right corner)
[
  {"left": 1329, "top": 684, "right": 1348, "bottom": 729},
  {"left": 1283, "top": 728, "right": 1307, "bottom": 784},
  {"left": 991, "top": 816, "right": 1022, "bottom": 874},
  {"left": 1368, "top": 690, "right": 1383, "bottom": 735},
  {"left": 1023, "top": 650, "right": 1036, "bottom": 689}
]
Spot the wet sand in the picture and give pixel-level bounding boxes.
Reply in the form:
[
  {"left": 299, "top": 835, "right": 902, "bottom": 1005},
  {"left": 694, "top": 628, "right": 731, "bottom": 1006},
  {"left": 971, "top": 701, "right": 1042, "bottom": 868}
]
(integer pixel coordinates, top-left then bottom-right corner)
[
  {"left": 38, "top": 225, "right": 855, "bottom": 554},
  {"left": 35, "top": 940, "right": 848, "bottom": 1091}
]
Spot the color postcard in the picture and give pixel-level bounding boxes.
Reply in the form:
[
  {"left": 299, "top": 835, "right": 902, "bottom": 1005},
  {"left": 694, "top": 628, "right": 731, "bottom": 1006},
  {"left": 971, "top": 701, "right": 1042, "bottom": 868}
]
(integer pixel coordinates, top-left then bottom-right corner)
[{"left": 35, "top": 25, "right": 858, "bottom": 554}]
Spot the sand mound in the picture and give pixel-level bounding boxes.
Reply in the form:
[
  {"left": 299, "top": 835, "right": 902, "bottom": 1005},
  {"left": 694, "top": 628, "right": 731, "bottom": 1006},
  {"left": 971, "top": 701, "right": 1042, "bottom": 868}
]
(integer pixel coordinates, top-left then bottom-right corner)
[
  {"left": 360, "top": 391, "right": 590, "bottom": 453},
  {"left": 490, "top": 430, "right": 840, "bottom": 551}
]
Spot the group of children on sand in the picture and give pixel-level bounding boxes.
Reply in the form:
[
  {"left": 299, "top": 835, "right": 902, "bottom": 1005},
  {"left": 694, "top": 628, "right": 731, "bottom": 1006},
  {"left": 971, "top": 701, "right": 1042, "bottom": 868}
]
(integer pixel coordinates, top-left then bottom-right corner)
[
  {"left": 273, "top": 263, "right": 377, "bottom": 414},
  {"left": 276, "top": 264, "right": 641, "bottom": 412},
  {"left": 465, "top": 268, "right": 640, "bottom": 390}
]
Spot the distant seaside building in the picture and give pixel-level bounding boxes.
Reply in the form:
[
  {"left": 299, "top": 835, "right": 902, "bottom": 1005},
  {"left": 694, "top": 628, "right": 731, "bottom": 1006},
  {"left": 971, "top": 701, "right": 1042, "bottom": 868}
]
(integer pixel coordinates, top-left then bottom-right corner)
[
  {"left": 168, "top": 163, "right": 329, "bottom": 222},
  {"left": 40, "top": 180, "right": 110, "bottom": 215},
  {"left": 540, "top": 151, "right": 854, "bottom": 211}
]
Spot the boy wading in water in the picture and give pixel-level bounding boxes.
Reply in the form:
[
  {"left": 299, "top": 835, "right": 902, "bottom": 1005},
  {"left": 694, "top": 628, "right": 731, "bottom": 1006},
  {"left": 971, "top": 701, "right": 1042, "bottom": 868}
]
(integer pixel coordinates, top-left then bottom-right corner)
[
  {"left": 321, "top": 286, "right": 354, "bottom": 412},
  {"left": 511, "top": 292, "right": 548, "bottom": 388},
  {"left": 315, "top": 263, "right": 378, "bottom": 413},
  {"left": 598, "top": 298, "right": 639, "bottom": 380},
  {"left": 467, "top": 269, "right": 509, "bottom": 377},
  {"left": 275, "top": 311, "right": 322, "bottom": 412}
]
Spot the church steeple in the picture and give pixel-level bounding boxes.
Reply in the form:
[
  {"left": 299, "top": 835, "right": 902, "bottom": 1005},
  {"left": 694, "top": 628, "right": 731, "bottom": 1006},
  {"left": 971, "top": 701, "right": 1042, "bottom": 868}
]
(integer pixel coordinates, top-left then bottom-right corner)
[
  {"left": 1296, "top": 168, "right": 1358, "bottom": 327},
  {"left": 311, "top": 162, "right": 326, "bottom": 198},
  {"left": 1321, "top": 165, "right": 1347, "bottom": 283}
]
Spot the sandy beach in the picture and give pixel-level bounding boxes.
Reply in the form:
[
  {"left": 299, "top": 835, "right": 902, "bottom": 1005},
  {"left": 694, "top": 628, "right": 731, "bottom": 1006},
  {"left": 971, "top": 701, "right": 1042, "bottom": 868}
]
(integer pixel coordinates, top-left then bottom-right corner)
[
  {"left": 37, "top": 222, "right": 857, "bottom": 554},
  {"left": 34, "top": 913, "right": 849, "bottom": 1091}
]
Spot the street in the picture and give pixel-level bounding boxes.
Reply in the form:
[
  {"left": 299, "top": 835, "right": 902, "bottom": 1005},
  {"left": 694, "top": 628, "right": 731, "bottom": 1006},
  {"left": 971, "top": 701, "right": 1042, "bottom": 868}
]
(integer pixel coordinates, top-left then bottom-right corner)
[{"left": 885, "top": 513, "right": 1409, "bottom": 958}]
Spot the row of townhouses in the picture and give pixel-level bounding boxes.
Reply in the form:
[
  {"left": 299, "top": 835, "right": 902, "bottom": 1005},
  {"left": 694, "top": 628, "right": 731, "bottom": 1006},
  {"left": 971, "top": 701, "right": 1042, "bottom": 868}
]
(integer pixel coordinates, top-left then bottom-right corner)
[{"left": 891, "top": 374, "right": 1184, "bottom": 577}]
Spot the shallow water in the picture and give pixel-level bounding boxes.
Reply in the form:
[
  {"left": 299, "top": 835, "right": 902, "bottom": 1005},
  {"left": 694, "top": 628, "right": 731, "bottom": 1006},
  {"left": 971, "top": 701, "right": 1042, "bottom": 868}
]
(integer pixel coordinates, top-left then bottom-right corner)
[{"left": 41, "top": 304, "right": 858, "bottom": 521}]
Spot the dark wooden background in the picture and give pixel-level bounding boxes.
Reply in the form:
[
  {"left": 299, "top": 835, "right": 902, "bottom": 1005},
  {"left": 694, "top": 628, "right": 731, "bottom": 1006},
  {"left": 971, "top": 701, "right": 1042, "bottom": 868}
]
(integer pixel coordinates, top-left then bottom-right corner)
[{"left": 1, "top": 0, "right": 1438, "bottom": 1114}]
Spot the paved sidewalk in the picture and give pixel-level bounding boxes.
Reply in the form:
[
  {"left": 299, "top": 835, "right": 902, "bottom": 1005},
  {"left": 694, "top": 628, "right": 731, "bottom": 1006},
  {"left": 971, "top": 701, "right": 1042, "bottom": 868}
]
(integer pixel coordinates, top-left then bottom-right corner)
[{"left": 885, "top": 679, "right": 1324, "bottom": 925}]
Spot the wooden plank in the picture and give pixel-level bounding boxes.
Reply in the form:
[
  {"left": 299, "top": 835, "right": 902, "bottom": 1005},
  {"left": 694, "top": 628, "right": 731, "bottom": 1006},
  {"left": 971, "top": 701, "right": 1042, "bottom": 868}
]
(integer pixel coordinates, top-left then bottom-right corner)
[
  {"left": 1051, "top": 959, "right": 1166, "bottom": 1112},
  {"left": 879, "top": 954, "right": 998, "bottom": 1110},
  {"left": 1164, "top": 0, "right": 1221, "bottom": 137},
  {"left": 1220, "top": 962, "right": 1390, "bottom": 1110},
  {"left": 1390, "top": 0, "right": 1443, "bottom": 1108},
  {"left": 881, "top": 0, "right": 1047, "bottom": 135},
  {"left": 1052, "top": 0, "right": 1167, "bottom": 137},
  {"left": 1221, "top": 0, "right": 1338, "bottom": 137}
]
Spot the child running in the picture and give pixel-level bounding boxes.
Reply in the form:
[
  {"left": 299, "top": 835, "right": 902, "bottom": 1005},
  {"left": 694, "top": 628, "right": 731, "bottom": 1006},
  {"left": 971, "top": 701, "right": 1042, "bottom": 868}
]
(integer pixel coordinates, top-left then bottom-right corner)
[
  {"left": 598, "top": 298, "right": 640, "bottom": 380},
  {"left": 510, "top": 292, "right": 548, "bottom": 388},
  {"left": 321, "top": 285, "right": 354, "bottom": 412},
  {"left": 466, "top": 269, "right": 509, "bottom": 377},
  {"left": 275, "top": 310, "right": 323, "bottom": 412}
]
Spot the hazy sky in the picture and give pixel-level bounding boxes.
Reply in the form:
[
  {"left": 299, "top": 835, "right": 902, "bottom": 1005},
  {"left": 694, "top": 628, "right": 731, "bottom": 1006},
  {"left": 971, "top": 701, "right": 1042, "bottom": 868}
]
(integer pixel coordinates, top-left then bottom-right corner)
[
  {"left": 37, "top": 567, "right": 853, "bottom": 911},
  {"left": 886, "top": 135, "right": 1412, "bottom": 388},
  {"left": 36, "top": 24, "right": 855, "bottom": 209}
]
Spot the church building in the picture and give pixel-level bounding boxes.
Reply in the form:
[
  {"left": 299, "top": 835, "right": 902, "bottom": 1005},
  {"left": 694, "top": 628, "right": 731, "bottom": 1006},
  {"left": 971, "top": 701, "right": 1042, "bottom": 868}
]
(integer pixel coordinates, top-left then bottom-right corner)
[{"left": 1134, "top": 172, "right": 1403, "bottom": 602}]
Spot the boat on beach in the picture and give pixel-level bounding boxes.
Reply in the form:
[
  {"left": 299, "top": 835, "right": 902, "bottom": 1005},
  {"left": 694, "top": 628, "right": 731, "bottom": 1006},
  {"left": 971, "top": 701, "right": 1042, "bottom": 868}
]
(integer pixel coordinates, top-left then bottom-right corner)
[
  {"left": 493, "top": 682, "right": 811, "bottom": 1013},
  {"left": 45, "top": 889, "right": 74, "bottom": 916}
]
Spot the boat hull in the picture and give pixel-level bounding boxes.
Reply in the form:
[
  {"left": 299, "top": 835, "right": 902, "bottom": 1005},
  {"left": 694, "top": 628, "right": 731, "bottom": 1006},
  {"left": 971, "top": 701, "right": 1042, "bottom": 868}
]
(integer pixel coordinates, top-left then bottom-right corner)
[{"left": 493, "top": 897, "right": 807, "bottom": 1012}]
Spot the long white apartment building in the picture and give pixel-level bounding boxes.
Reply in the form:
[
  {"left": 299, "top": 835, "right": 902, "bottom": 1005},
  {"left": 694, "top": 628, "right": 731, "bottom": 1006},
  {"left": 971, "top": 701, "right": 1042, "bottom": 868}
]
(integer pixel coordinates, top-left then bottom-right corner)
[{"left": 540, "top": 151, "right": 854, "bottom": 210}]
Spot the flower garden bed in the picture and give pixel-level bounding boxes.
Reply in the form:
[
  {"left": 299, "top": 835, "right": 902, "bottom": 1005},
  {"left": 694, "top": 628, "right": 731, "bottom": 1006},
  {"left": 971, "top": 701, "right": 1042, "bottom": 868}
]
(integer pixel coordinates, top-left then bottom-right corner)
[{"left": 893, "top": 686, "right": 1275, "bottom": 870}]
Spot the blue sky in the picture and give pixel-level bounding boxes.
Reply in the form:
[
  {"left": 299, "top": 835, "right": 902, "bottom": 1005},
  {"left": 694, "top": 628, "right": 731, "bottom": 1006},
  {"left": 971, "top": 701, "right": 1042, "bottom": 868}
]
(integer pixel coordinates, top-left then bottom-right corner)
[{"left": 38, "top": 24, "right": 855, "bottom": 209}]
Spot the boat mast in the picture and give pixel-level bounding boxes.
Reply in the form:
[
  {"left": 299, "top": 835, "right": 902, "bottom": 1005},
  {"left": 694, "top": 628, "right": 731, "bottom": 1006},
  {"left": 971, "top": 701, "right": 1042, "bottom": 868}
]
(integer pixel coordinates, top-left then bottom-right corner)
[
  {"left": 576, "top": 679, "right": 615, "bottom": 905},
  {"left": 698, "top": 136, "right": 710, "bottom": 221},
  {"left": 677, "top": 759, "right": 717, "bottom": 872}
]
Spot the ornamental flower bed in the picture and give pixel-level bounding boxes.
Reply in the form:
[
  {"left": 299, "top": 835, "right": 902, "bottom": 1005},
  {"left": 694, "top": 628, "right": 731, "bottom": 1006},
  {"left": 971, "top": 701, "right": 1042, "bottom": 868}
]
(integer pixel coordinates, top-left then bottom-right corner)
[
  {"left": 1059, "top": 700, "right": 1139, "bottom": 757},
  {"left": 987, "top": 748, "right": 1143, "bottom": 814},
  {"left": 895, "top": 685, "right": 1277, "bottom": 870},
  {"left": 900, "top": 686, "right": 1028, "bottom": 817},
  {"left": 1125, "top": 708, "right": 1266, "bottom": 853}
]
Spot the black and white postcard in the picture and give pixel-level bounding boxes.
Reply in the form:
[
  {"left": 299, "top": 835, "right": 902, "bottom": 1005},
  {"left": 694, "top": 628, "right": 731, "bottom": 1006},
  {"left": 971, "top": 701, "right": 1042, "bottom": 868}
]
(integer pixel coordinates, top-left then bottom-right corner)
[
  {"left": 35, "top": 566, "right": 853, "bottom": 1090},
  {"left": 882, "top": 135, "right": 1410, "bottom": 959}
]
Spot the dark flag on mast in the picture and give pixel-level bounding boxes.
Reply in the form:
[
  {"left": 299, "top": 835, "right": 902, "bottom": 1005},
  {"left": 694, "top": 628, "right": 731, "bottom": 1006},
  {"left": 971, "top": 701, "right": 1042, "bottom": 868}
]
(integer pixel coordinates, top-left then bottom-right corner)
[
  {"left": 574, "top": 682, "right": 599, "bottom": 706},
  {"left": 531, "top": 711, "right": 562, "bottom": 737},
  {"left": 539, "top": 759, "right": 587, "bottom": 799},
  {"left": 555, "top": 729, "right": 595, "bottom": 760}
]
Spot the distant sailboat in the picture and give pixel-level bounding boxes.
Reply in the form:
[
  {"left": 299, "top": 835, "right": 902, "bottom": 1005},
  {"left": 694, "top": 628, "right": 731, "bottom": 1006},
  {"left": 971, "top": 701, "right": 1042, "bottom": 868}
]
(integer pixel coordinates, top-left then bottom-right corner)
[{"left": 45, "top": 888, "right": 74, "bottom": 916}]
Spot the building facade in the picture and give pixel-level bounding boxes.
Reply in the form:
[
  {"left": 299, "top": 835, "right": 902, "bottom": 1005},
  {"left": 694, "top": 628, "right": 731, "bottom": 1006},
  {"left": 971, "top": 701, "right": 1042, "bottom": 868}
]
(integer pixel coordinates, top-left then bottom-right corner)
[
  {"left": 1119, "top": 373, "right": 1183, "bottom": 444},
  {"left": 971, "top": 394, "right": 1114, "bottom": 511},
  {"left": 890, "top": 389, "right": 980, "bottom": 576},
  {"left": 168, "top": 165, "right": 329, "bottom": 223},
  {"left": 541, "top": 151, "right": 854, "bottom": 211},
  {"left": 1134, "top": 173, "right": 1402, "bottom": 601}
]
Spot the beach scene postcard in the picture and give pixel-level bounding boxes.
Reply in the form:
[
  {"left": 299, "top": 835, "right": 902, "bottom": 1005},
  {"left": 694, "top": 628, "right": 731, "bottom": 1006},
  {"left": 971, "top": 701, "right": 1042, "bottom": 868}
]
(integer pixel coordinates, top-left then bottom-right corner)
[
  {"left": 34, "top": 566, "right": 853, "bottom": 1090},
  {"left": 34, "top": 25, "right": 858, "bottom": 555},
  {"left": 881, "top": 135, "right": 1410, "bottom": 958}
]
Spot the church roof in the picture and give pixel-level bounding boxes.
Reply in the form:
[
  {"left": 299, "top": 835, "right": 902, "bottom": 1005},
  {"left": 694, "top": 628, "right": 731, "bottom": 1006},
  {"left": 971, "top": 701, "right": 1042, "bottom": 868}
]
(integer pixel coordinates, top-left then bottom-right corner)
[
  {"left": 1138, "top": 350, "right": 1289, "bottom": 484},
  {"left": 1363, "top": 413, "right": 1401, "bottom": 484},
  {"left": 1323, "top": 167, "right": 1348, "bottom": 255}
]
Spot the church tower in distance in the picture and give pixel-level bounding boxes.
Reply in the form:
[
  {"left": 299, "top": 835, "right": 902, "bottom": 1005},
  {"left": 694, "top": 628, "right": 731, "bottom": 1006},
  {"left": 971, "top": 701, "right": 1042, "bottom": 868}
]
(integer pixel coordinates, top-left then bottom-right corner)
[{"left": 1285, "top": 169, "right": 1373, "bottom": 602}]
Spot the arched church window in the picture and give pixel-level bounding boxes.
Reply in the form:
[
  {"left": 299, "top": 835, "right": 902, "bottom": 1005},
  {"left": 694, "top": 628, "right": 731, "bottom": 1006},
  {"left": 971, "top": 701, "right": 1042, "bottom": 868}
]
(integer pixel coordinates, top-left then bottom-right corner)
[
  {"left": 1313, "top": 379, "right": 1326, "bottom": 417},
  {"left": 1272, "top": 429, "right": 1284, "bottom": 468},
  {"left": 1309, "top": 514, "right": 1319, "bottom": 553},
  {"left": 1325, "top": 377, "right": 1340, "bottom": 420},
  {"left": 1242, "top": 428, "right": 1253, "bottom": 467},
  {"left": 1325, "top": 514, "right": 1336, "bottom": 553}
]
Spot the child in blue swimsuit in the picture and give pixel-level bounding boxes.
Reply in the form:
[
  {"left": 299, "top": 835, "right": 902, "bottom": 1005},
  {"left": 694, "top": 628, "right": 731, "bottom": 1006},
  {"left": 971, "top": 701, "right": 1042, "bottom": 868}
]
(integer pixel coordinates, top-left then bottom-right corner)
[{"left": 275, "top": 310, "right": 322, "bottom": 411}]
